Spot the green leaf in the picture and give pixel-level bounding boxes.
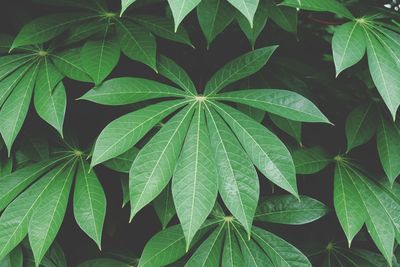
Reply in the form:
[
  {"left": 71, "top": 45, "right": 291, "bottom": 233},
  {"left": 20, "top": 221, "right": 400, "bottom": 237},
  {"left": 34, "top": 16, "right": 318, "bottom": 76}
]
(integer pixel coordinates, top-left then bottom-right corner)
[
  {"left": 0, "top": 54, "right": 35, "bottom": 81},
  {"left": 120, "top": 0, "right": 137, "bottom": 16},
  {"left": 131, "top": 15, "right": 193, "bottom": 46},
  {"left": 222, "top": 224, "right": 244, "bottom": 267},
  {"left": 185, "top": 223, "right": 225, "bottom": 267},
  {"left": 255, "top": 195, "right": 328, "bottom": 225},
  {"left": 103, "top": 146, "right": 139, "bottom": 173},
  {"left": 168, "top": 0, "right": 201, "bottom": 32},
  {"left": 51, "top": 48, "right": 92, "bottom": 82},
  {"left": 0, "top": 62, "right": 40, "bottom": 153},
  {"left": 214, "top": 89, "right": 330, "bottom": 123},
  {"left": 270, "top": 114, "right": 302, "bottom": 142},
  {"left": 172, "top": 104, "right": 218, "bottom": 249},
  {"left": 377, "top": 114, "right": 400, "bottom": 185},
  {"left": 252, "top": 226, "right": 312, "bottom": 267},
  {"left": 237, "top": 1, "right": 268, "bottom": 48},
  {"left": 364, "top": 29, "right": 400, "bottom": 119},
  {"left": 74, "top": 159, "right": 106, "bottom": 249},
  {"left": 197, "top": 0, "right": 235, "bottom": 47},
  {"left": 292, "top": 147, "right": 331, "bottom": 174},
  {"left": 91, "top": 99, "right": 189, "bottom": 167},
  {"left": 78, "top": 259, "right": 130, "bottom": 267},
  {"left": 0, "top": 34, "right": 12, "bottom": 53},
  {"left": 236, "top": 104, "right": 265, "bottom": 123},
  {"left": 116, "top": 20, "right": 156, "bottom": 71},
  {"left": 332, "top": 21, "right": 366, "bottom": 76},
  {"left": 81, "top": 27, "right": 120, "bottom": 85},
  {"left": 233, "top": 224, "right": 273, "bottom": 267},
  {"left": 153, "top": 185, "right": 176, "bottom": 229},
  {"left": 0, "top": 247, "right": 22, "bottom": 267},
  {"left": 204, "top": 46, "right": 277, "bottom": 95},
  {"left": 28, "top": 161, "right": 75, "bottom": 265},
  {"left": 227, "top": 0, "right": 259, "bottom": 28},
  {"left": 0, "top": 157, "right": 66, "bottom": 211},
  {"left": 81, "top": 77, "right": 187, "bottom": 105},
  {"left": 137, "top": 220, "right": 219, "bottom": 267},
  {"left": 267, "top": 0, "right": 297, "bottom": 33},
  {"left": 206, "top": 106, "right": 259, "bottom": 235},
  {"left": 157, "top": 55, "right": 197, "bottom": 95},
  {"left": 333, "top": 163, "right": 367, "bottom": 245},
  {"left": 34, "top": 58, "right": 66, "bottom": 136},
  {"left": 212, "top": 102, "right": 298, "bottom": 196},
  {"left": 0, "top": 161, "right": 71, "bottom": 260},
  {"left": 280, "top": 0, "right": 354, "bottom": 19},
  {"left": 12, "top": 13, "right": 96, "bottom": 49},
  {"left": 120, "top": 174, "right": 129, "bottom": 207},
  {"left": 65, "top": 20, "right": 108, "bottom": 44},
  {"left": 129, "top": 104, "right": 195, "bottom": 219},
  {"left": 345, "top": 103, "right": 378, "bottom": 152}
]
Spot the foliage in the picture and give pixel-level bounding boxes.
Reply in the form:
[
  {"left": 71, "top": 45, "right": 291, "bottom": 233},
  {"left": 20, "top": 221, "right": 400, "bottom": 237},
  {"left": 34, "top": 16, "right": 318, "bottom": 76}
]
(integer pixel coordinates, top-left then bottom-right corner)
[{"left": 0, "top": 0, "right": 400, "bottom": 266}]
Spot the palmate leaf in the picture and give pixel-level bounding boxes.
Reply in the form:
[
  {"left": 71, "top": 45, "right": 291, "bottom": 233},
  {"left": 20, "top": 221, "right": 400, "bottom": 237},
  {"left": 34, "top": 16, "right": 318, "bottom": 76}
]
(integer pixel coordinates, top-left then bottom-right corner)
[
  {"left": 269, "top": 113, "right": 302, "bottom": 142},
  {"left": 103, "top": 146, "right": 139, "bottom": 173},
  {"left": 280, "top": 0, "right": 354, "bottom": 19},
  {"left": 292, "top": 146, "right": 332, "bottom": 174},
  {"left": 129, "top": 104, "right": 195, "bottom": 219},
  {"left": 204, "top": 46, "right": 277, "bottom": 95},
  {"left": 255, "top": 195, "right": 329, "bottom": 225},
  {"left": 0, "top": 246, "right": 22, "bottom": 267},
  {"left": 51, "top": 48, "right": 93, "bottom": 83},
  {"left": 168, "top": 0, "right": 202, "bottom": 32},
  {"left": 222, "top": 224, "right": 244, "bottom": 267},
  {"left": 90, "top": 99, "right": 189, "bottom": 167},
  {"left": 172, "top": 105, "right": 219, "bottom": 249},
  {"left": 11, "top": 13, "right": 97, "bottom": 49},
  {"left": 153, "top": 185, "right": 176, "bottom": 229},
  {"left": 206, "top": 106, "right": 259, "bottom": 235},
  {"left": 213, "top": 89, "right": 330, "bottom": 123},
  {"left": 332, "top": 21, "right": 366, "bottom": 76},
  {"left": 227, "top": 0, "right": 259, "bottom": 28},
  {"left": 73, "top": 159, "right": 106, "bottom": 249},
  {"left": 197, "top": 0, "right": 235, "bottom": 47},
  {"left": 211, "top": 102, "right": 299, "bottom": 197},
  {"left": 28, "top": 161, "right": 76, "bottom": 265},
  {"left": 65, "top": 20, "right": 108, "bottom": 45}
]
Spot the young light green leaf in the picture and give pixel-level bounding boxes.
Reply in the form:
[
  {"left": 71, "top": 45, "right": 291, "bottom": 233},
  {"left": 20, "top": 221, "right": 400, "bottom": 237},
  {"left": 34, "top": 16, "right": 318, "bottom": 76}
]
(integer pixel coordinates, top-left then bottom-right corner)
[
  {"left": 333, "top": 163, "right": 367, "bottom": 245},
  {"left": 116, "top": 20, "right": 156, "bottom": 71},
  {"left": 157, "top": 55, "right": 196, "bottom": 95},
  {"left": 345, "top": 103, "right": 378, "bottom": 152},
  {"left": 212, "top": 102, "right": 298, "bottom": 197},
  {"left": 153, "top": 185, "right": 176, "bottom": 229},
  {"left": 120, "top": 0, "right": 137, "bottom": 16},
  {"left": 227, "top": 0, "right": 259, "bottom": 28},
  {"left": 11, "top": 13, "right": 96, "bottom": 49},
  {"left": 0, "top": 161, "right": 71, "bottom": 260},
  {"left": 34, "top": 59, "right": 66, "bottom": 136},
  {"left": 51, "top": 48, "right": 92, "bottom": 82},
  {"left": 81, "top": 77, "right": 187, "bottom": 105},
  {"left": 185, "top": 223, "right": 225, "bottom": 267},
  {"left": 81, "top": 28, "right": 120, "bottom": 85},
  {"left": 131, "top": 15, "right": 193, "bottom": 46},
  {"left": 28, "top": 162, "right": 75, "bottom": 265},
  {"left": 0, "top": 62, "right": 39, "bottom": 153},
  {"left": 103, "top": 146, "right": 139, "bottom": 173},
  {"left": 168, "top": 0, "right": 201, "bottom": 32},
  {"left": 197, "top": 0, "right": 235, "bottom": 47},
  {"left": 204, "top": 46, "right": 277, "bottom": 95},
  {"left": 206, "top": 106, "right": 259, "bottom": 235},
  {"left": 129, "top": 104, "right": 195, "bottom": 219},
  {"left": 172, "top": 104, "right": 219, "bottom": 249},
  {"left": 270, "top": 114, "right": 302, "bottom": 142},
  {"left": 332, "top": 21, "right": 366, "bottom": 76},
  {"left": 237, "top": 1, "right": 268, "bottom": 48},
  {"left": 280, "top": 0, "right": 354, "bottom": 19},
  {"left": 365, "top": 29, "right": 400, "bottom": 119},
  {"left": 377, "top": 114, "right": 400, "bottom": 185},
  {"left": 214, "top": 89, "right": 330, "bottom": 123},
  {"left": 74, "top": 159, "right": 106, "bottom": 249},
  {"left": 91, "top": 99, "right": 189, "bottom": 167},
  {"left": 252, "top": 226, "right": 312, "bottom": 267},
  {"left": 292, "top": 146, "right": 331, "bottom": 174},
  {"left": 255, "top": 195, "right": 328, "bottom": 225}
]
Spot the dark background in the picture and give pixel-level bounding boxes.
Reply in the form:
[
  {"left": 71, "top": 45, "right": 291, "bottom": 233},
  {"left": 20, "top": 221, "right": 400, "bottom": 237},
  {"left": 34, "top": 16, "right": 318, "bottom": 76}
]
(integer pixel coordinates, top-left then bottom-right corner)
[{"left": 0, "top": 0, "right": 391, "bottom": 265}]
